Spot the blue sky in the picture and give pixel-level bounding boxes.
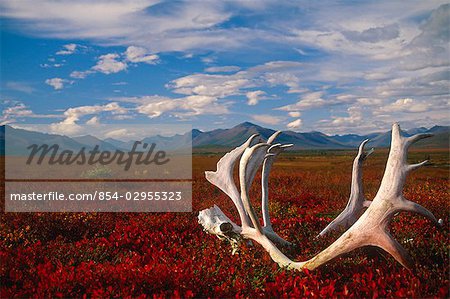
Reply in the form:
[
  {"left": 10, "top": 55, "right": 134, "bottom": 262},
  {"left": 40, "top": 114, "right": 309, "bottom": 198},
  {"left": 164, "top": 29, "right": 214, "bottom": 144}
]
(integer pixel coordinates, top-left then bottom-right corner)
[{"left": 0, "top": 0, "right": 449, "bottom": 137}]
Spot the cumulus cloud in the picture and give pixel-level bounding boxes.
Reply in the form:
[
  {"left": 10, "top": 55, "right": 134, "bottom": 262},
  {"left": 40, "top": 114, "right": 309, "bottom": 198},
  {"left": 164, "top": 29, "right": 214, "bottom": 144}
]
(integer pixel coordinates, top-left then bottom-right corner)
[
  {"left": 56, "top": 43, "right": 77, "bottom": 55},
  {"left": 125, "top": 46, "right": 158, "bottom": 64},
  {"left": 70, "top": 46, "right": 158, "bottom": 79},
  {"left": 0, "top": 103, "right": 33, "bottom": 125},
  {"left": 169, "top": 73, "right": 249, "bottom": 98},
  {"left": 92, "top": 53, "right": 127, "bottom": 74},
  {"left": 375, "top": 98, "right": 433, "bottom": 114},
  {"left": 50, "top": 102, "right": 127, "bottom": 135},
  {"left": 331, "top": 106, "right": 363, "bottom": 126},
  {"left": 287, "top": 118, "right": 302, "bottom": 130},
  {"left": 45, "top": 78, "right": 71, "bottom": 90},
  {"left": 120, "top": 94, "right": 229, "bottom": 119},
  {"left": 136, "top": 96, "right": 179, "bottom": 118},
  {"left": 0, "top": 101, "right": 61, "bottom": 125},
  {"left": 86, "top": 116, "right": 100, "bottom": 125}
]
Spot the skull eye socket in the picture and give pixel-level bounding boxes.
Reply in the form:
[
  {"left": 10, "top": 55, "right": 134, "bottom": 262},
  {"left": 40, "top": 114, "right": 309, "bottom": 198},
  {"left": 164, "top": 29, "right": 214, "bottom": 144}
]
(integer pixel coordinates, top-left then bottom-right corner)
[{"left": 219, "top": 222, "right": 233, "bottom": 233}]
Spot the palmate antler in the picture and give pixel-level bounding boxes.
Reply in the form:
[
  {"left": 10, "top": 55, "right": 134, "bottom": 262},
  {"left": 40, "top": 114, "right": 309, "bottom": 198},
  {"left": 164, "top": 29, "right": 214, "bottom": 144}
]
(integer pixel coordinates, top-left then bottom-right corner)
[{"left": 198, "top": 123, "right": 441, "bottom": 270}]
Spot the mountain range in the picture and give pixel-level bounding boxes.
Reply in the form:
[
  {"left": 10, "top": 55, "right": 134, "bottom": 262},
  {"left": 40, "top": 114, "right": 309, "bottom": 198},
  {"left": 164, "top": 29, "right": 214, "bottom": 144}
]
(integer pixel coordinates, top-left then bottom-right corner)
[
  {"left": 190, "top": 122, "right": 449, "bottom": 150},
  {"left": 1, "top": 122, "right": 448, "bottom": 155}
]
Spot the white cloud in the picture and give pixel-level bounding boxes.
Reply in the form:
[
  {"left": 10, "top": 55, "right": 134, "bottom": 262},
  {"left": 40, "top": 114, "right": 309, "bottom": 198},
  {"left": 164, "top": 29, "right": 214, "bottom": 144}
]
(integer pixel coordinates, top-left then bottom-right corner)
[
  {"left": 312, "top": 105, "right": 378, "bottom": 134},
  {"left": 277, "top": 91, "right": 326, "bottom": 111},
  {"left": 288, "top": 111, "right": 301, "bottom": 117},
  {"left": 169, "top": 73, "right": 249, "bottom": 98},
  {"left": 56, "top": 43, "right": 77, "bottom": 55},
  {"left": 169, "top": 61, "right": 304, "bottom": 101},
  {"left": 246, "top": 90, "right": 266, "bottom": 105},
  {"left": 375, "top": 98, "right": 433, "bottom": 114},
  {"left": 134, "top": 95, "right": 229, "bottom": 119},
  {"left": 125, "top": 46, "right": 158, "bottom": 64},
  {"left": 251, "top": 114, "right": 282, "bottom": 126},
  {"left": 45, "top": 78, "right": 71, "bottom": 90},
  {"left": 92, "top": 53, "right": 127, "bottom": 74},
  {"left": 286, "top": 118, "right": 302, "bottom": 130},
  {"left": 136, "top": 96, "right": 179, "bottom": 118},
  {"left": 0, "top": 101, "right": 61, "bottom": 125},
  {"left": 331, "top": 106, "right": 363, "bottom": 126},
  {"left": 277, "top": 90, "right": 360, "bottom": 112},
  {"left": 70, "top": 70, "right": 94, "bottom": 79},
  {"left": 70, "top": 46, "right": 158, "bottom": 80},
  {"left": 0, "top": 103, "right": 32, "bottom": 125},
  {"left": 50, "top": 102, "right": 127, "bottom": 135},
  {"left": 86, "top": 116, "right": 100, "bottom": 125}
]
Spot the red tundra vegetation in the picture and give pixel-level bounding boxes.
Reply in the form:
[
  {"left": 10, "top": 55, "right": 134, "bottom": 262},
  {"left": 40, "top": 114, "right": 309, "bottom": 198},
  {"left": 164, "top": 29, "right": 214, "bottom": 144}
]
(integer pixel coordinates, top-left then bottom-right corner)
[{"left": 1, "top": 149, "right": 448, "bottom": 298}]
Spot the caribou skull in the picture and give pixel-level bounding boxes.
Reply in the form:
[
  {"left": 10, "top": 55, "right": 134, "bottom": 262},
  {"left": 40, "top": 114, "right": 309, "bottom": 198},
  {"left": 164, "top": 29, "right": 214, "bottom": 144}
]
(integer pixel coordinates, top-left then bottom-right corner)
[{"left": 198, "top": 123, "right": 441, "bottom": 270}]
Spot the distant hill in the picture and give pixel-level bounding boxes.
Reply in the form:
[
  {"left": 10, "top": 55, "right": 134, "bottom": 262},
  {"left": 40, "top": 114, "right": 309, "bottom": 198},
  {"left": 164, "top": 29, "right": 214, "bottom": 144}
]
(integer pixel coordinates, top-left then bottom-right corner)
[
  {"left": 3, "top": 126, "right": 92, "bottom": 155},
  {"left": 0, "top": 122, "right": 448, "bottom": 155},
  {"left": 191, "top": 122, "right": 348, "bottom": 149}
]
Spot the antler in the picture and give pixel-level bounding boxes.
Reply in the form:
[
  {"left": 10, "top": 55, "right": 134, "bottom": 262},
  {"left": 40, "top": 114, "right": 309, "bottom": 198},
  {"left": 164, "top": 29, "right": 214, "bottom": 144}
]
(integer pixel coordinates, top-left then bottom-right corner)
[
  {"left": 204, "top": 134, "right": 258, "bottom": 228},
  {"left": 199, "top": 131, "right": 292, "bottom": 251},
  {"left": 318, "top": 139, "right": 374, "bottom": 237},
  {"left": 199, "top": 123, "right": 441, "bottom": 270}
]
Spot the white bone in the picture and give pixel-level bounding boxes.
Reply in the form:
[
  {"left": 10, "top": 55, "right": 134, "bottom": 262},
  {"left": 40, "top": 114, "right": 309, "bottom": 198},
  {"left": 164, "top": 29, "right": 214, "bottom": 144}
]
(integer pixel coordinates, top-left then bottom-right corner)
[{"left": 199, "top": 123, "right": 440, "bottom": 270}]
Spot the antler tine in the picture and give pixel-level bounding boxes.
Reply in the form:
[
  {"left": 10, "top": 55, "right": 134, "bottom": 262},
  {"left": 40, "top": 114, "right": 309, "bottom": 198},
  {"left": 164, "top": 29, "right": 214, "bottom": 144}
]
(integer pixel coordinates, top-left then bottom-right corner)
[
  {"left": 318, "top": 139, "right": 373, "bottom": 237},
  {"left": 358, "top": 139, "right": 374, "bottom": 161},
  {"left": 397, "top": 198, "right": 440, "bottom": 226},
  {"left": 243, "top": 131, "right": 283, "bottom": 193},
  {"left": 264, "top": 144, "right": 294, "bottom": 246},
  {"left": 261, "top": 143, "right": 293, "bottom": 246},
  {"left": 267, "top": 130, "right": 282, "bottom": 144},
  {"left": 205, "top": 134, "right": 259, "bottom": 227},
  {"left": 405, "top": 132, "right": 434, "bottom": 149},
  {"left": 239, "top": 143, "right": 270, "bottom": 232}
]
